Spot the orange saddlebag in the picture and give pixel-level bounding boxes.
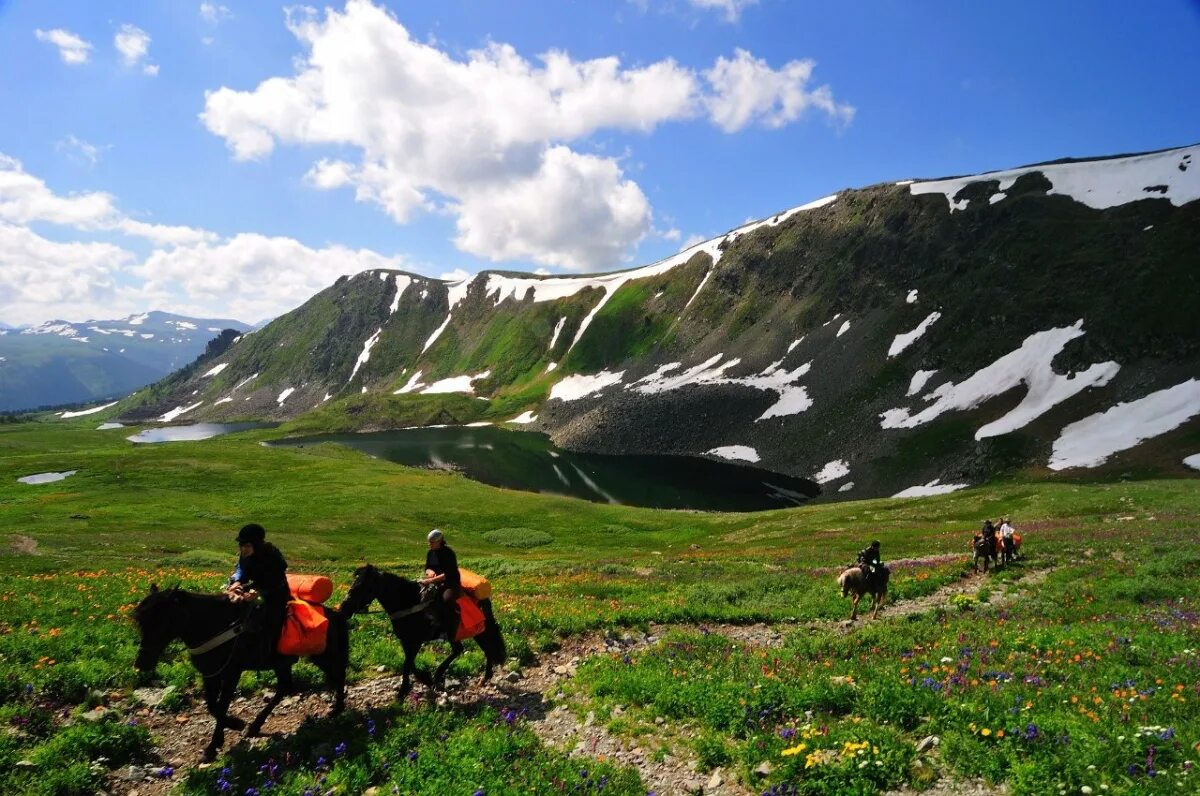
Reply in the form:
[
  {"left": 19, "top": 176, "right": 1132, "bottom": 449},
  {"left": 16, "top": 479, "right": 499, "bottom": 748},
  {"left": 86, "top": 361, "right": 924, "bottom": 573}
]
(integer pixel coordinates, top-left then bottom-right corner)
[
  {"left": 287, "top": 574, "right": 334, "bottom": 604},
  {"left": 454, "top": 595, "right": 487, "bottom": 642},
  {"left": 277, "top": 599, "right": 329, "bottom": 656},
  {"left": 458, "top": 567, "right": 492, "bottom": 600}
]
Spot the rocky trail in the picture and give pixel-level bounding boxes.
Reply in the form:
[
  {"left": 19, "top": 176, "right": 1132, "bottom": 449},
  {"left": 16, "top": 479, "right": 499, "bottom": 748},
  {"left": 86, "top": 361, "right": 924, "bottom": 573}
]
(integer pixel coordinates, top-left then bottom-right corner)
[{"left": 104, "top": 559, "right": 1052, "bottom": 795}]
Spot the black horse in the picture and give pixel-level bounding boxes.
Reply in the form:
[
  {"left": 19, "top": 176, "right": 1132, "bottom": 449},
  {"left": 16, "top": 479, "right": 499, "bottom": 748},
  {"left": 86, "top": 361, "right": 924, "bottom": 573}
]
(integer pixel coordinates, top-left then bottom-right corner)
[
  {"left": 133, "top": 585, "right": 349, "bottom": 761},
  {"left": 971, "top": 534, "right": 997, "bottom": 573},
  {"left": 339, "top": 564, "right": 506, "bottom": 701}
]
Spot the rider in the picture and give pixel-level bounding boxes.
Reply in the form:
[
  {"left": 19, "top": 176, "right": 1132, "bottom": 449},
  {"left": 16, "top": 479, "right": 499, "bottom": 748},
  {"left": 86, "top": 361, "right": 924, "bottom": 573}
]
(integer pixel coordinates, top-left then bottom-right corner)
[
  {"left": 420, "top": 529, "right": 462, "bottom": 640},
  {"left": 999, "top": 516, "right": 1016, "bottom": 562},
  {"left": 856, "top": 540, "right": 884, "bottom": 578},
  {"left": 228, "top": 523, "right": 290, "bottom": 656}
]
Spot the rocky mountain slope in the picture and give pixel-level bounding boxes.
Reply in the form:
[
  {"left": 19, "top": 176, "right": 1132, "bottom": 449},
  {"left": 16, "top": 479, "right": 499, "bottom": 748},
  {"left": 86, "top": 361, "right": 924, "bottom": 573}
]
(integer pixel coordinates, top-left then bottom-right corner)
[
  {"left": 118, "top": 144, "right": 1200, "bottom": 499},
  {"left": 0, "top": 311, "right": 251, "bottom": 411}
]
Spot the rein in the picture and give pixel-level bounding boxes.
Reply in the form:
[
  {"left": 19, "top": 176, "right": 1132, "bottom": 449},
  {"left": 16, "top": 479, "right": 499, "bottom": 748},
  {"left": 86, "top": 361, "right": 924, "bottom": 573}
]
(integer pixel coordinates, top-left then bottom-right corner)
[{"left": 187, "top": 623, "right": 246, "bottom": 656}]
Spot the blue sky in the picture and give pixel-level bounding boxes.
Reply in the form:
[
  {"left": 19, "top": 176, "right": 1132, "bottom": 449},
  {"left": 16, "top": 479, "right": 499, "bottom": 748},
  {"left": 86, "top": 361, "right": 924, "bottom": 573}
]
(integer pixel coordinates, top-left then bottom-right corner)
[{"left": 2, "top": 0, "right": 1198, "bottom": 326}]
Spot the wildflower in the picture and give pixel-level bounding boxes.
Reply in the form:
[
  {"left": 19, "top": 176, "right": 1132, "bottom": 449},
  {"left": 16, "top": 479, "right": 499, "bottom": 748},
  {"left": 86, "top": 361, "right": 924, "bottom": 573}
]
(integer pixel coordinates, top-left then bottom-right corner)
[
  {"left": 156, "top": 766, "right": 174, "bottom": 778},
  {"left": 334, "top": 741, "right": 347, "bottom": 758},
  {"left": 780, "top": 743, "right": 806, "bottom": 757},
  {"left": 981, "top": 728, "right": 992, "bottom": 737},
  {"left": 407, "top": 750, "right": 418, "bottom": 761},
  {"left": 367, "top": 718, "right": 376, "bottom": 737}
]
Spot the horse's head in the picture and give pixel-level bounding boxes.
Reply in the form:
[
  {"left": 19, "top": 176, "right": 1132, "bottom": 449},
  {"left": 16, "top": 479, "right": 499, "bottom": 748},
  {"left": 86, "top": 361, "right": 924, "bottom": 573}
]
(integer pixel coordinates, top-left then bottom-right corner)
[
  {"left": 340, "top": 564, "right": 381, "bottom": 615},
  {"left": 131, "top": 584, "right": 183, "bottom": 672}
]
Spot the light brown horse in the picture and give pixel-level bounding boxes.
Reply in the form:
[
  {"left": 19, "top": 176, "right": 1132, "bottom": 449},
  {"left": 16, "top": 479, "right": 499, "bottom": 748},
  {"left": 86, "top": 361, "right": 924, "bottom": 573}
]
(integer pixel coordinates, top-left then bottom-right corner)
[{"left": 837, "top": 565, "right": 890, "bottom": 620}]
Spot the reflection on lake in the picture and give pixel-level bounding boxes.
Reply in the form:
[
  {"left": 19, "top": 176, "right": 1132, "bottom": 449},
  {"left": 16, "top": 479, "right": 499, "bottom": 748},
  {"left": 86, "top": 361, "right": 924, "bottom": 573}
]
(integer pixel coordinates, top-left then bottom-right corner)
[
  {"left": 18, "top": 471, "right": 77, "bottom": 484},
  {"left": 127, "top": 422, "right": 276, "bottom": 444},
  {"left": 269, "top": 426, "right": 819, "bottom": 512}
]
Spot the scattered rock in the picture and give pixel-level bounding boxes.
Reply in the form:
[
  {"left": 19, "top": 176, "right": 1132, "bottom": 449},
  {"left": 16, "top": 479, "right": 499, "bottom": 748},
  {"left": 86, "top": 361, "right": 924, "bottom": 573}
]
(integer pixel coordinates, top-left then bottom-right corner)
[
  {"left": 707, "top": 769, "right": 724, "bottom": 789},
  {"left": 505, "top": 670, "right": 521, "bottom": 682},
  {"left": 916, "top": 735, "right": 940, "bottom": 754},
  {"left": 654, "top": 716, "right": 665, "bottom": 726},
  {"left": 376, "top": 665, "right": 387, "bottom": 673},
  {"left": 133, "top": 685, "right": 175, "bottom": 707},
  {"left": 15, "top": 760, "right": 36, "bottom": 769},
  {"left": 121, "top": 765, "right": 147, "bottom": 781},
  {"left": 754, "top": 760, "right": 773, "bottom": 777},
  {"left": 81, "top": 707, "right": 108, "bottom": 722}
]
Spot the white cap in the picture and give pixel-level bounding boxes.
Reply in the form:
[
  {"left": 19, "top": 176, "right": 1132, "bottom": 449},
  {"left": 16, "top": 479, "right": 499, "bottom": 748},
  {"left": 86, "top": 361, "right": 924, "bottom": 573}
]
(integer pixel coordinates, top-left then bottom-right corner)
[{"left": 427, "top": 528, "right": 444, "bottom": 542}]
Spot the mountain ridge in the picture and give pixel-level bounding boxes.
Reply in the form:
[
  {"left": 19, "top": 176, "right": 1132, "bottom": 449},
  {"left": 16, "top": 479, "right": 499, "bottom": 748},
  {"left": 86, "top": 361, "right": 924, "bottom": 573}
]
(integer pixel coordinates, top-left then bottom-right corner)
[{"left": 115, "top": 143, "right": 1200, "bottom": 499}]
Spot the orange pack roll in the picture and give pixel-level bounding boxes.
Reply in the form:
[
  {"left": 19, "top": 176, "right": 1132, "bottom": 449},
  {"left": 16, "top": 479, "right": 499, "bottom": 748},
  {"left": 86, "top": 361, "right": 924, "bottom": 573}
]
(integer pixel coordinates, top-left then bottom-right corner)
[
  {"left": 277, "top": 600, "right": 329, "bottom": 656},
  {"left": 458, "top": 567, "right": 492, "bottom": 600},
  {"left": 455, "top": 595, "right": 486, "bottom": 642},
  {"left": 287, "top": 574, "right": 333, "bottom": 604}
]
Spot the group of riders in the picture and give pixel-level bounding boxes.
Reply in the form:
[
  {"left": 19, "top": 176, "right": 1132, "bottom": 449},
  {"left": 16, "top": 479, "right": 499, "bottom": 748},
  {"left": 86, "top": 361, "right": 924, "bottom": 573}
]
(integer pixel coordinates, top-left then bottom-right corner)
[
  {"left": 854, "top": 515, "right": 1021, "bottom": 582},
  {"left": 225, "top": 523, "right": 463, "bottom": 654}
]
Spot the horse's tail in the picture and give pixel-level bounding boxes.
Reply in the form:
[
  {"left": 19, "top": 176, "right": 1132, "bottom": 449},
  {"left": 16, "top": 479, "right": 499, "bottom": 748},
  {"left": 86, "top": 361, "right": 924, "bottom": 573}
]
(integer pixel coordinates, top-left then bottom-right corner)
[{"left": 475, "top": 599, "right": 507, "bottom": 667}]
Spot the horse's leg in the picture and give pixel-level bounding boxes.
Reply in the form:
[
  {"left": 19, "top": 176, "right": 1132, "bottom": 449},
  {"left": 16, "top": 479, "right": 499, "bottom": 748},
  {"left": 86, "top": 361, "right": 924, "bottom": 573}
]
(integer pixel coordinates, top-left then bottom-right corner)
[
  {"left": 202, "top": 671, "right": 242, "bottom": 762},
  {"left": 246, "top": 664, "right": 288, "bottom": 737},
  {"left": 397, "top": 638, "right": 424, "bottom": 702},
  {"left": 849, "top": 592, "right": 860, "bottom": 621},
  {"left": 433, "top": 641, "right": 464, "bottom": 688},
  {"left": 477, "top": 638, "right": 493, "bottom": 684},
  {"left": 313, "top": 653, "right": 347, "bottom": 715},
  {"left": 871, "top": 589, "right": 885, "bottom": 619}
]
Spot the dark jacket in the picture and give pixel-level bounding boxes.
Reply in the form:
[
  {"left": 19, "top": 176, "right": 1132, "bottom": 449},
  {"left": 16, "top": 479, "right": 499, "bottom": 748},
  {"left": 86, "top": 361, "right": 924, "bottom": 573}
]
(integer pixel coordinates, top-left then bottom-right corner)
[
  {"left": 981, "top": 521, "right": 996, "bottom": 539},
  {"left": 425, "top": 544, "right": 462, "bottom": 591},
  {"left": 238, "top": 541, "right": 289, "bottom": 603},
  {"left": 857, "top": 546, "right": 882, "bottom": 567}
]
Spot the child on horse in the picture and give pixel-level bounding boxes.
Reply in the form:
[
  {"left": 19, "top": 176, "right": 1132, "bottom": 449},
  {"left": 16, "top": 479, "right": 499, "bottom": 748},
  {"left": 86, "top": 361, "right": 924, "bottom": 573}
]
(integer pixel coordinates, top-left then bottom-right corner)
[
  {"left": 857, "top": 540, "right": 884, "bottom": 578},
  {"left": 227, "top": 523, "right": 289, "bottom": 655}
]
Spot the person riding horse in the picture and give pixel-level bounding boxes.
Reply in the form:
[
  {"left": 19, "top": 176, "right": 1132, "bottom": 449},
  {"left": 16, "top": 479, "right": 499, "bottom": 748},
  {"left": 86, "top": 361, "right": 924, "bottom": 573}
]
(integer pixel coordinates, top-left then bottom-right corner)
[
  {"left": 420, "top": 529, "right": 461, "bottom": 640},
  {"left": 999, "top": 516, "right": 1016, "bottom": 564},
  {"left": 856, "top": 540, "right": 885, "bottom": 583},
  {"left": 226, "top": 523, "right": 289, "bottom": 656}
]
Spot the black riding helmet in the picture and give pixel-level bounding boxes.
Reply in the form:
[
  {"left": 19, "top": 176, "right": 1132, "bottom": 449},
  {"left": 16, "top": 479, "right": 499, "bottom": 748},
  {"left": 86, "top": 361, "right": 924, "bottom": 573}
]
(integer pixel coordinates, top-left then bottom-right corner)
[{"left": 236, "top": 523, "right": 266, "bottom": 544}]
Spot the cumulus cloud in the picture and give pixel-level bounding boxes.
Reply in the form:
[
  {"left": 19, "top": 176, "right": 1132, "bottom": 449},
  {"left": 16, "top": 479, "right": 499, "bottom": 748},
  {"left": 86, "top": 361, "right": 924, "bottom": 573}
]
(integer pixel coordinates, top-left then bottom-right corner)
[
  {"left": 35, "top": 28, "right": 93, "bottom": 64},
  {"left": 705, "top": 49, "right": 855, "bottom": 132},
  {"left": 688, "top": 0, "right": 759, "bottom": 23},
  {"left": 199, "top": 2, "right": 233, "bottom": 24},
  {"left": 0, "top": 154, "right": 214, "bottom": 245},
  {"left": 678, "top": 233, "right": 706, "bottom": 252},
  {"left": 0, "top": 157, "right": 415, "bottom": 326},
  {"left": 201, "top": 0, "right": 850, "bottom": 271},
  {"left": 114, "top": 24, "right": 158, "bottom": 75}
]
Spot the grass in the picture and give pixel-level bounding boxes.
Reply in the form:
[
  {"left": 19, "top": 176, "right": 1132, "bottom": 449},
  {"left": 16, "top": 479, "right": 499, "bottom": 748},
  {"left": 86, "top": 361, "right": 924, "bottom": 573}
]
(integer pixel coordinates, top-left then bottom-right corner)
[{"left": 1, "top": 418, "right": 1198, "bottom": 793}]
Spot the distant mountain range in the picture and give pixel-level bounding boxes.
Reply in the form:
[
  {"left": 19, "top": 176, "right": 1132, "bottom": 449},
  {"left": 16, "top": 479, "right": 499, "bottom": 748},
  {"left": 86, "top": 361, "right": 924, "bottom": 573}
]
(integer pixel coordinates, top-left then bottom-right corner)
[
  {"left": 0, "top": 311, "right": 251, "bottom": 412},
  {"left": 119, "top": 143, "right": 1200, "bottom": 499}
]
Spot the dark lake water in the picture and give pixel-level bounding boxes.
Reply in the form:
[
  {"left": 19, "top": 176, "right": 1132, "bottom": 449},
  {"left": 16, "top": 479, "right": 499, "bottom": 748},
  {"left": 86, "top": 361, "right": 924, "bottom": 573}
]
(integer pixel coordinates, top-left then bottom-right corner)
[
  {"left": 269, "top": 426, "right": 819, "bottom": 512},
  {"left": 127, "top": 422, "right": 276, "bottom": 444}
]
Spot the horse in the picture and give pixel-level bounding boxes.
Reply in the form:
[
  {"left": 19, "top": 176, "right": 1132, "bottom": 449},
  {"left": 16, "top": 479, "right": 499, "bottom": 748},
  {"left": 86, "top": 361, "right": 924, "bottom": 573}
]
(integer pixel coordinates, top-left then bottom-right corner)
[
  {"left": 837, "top": 565, "right": 890, "bottom": 621},
  {"left": 971, "top": 534, "right": 997, "bottom": 573},
  {"left": 132, "top": 585, "right": 349, "bottom": 762},
  {"left": 339, "top": 564, "right": 507, "bottom": 701}
]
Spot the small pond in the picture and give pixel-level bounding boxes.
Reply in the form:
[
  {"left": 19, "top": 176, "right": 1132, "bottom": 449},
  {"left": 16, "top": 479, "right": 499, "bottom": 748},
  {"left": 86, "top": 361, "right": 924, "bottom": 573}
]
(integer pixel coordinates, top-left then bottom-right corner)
[
  {"left": 18, "top": 471, "right": 77, "bottom": 485},
  {"left": 127, "top": 422, "right": 276, "bottom": 444},
  {"left": 269, "top": 426, "right": 819, "bottom": 512}
]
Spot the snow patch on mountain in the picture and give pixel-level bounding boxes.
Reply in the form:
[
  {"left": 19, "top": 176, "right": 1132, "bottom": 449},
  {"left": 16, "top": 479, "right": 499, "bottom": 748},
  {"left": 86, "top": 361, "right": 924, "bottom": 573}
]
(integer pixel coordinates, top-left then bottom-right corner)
[
  {"left": 389, "top": 275, "right": 413, "bottom": 314},
  {"left": 707, "top": 445, "right": 760, "bottom": 463},
  {"left": 893, "top": 479, "right": 969, "bottom": 498},
  {"left": 548, "top": 316, "right": 566, "bottom": 352},
  {"left": 910, "top": 145, "right": 1200, "bottom": 212},
  {"left": 907, "top": 369, "right": 938, "bottom": 397},
  {"left": 906, "top": 289, "right": 919, "bottom": 304},
  {"left": 508, "top": 410, "right": 538, "bottom": 424},
  {"left": 888, "top": 312, "right": 941, "bottom": 357},
  {"left": 549, "top": 370, "right": 626, "bottom": 402},
  {"left": 60, "top": 400, "right": 119, "bottom": 418},
  {"left": 159, "top": 401, "right": 202, "bottom": 422},
  {"left": 202, "top": 363, "right": 228, "bottom": 378},
  {"left": 421, "top": 370, "right": 491, "bottom": 395},
  {"left": 812, "top": 459, "right": 850, "bottom": 484},
  {"left": 276, "top": 387, "right": 295, "bottom": 405},
  {"left": 1185, "top": 454, "right": 1200, "bottom": 471},
  {"left": 880, "top": 321, "right": 1119, "bottom": 440},
  {"left": 1048, "top": 378, "right": 1200, "bottom": 470},
  {"left": 394, "top": 371, "right": 425, "bottom": 394},
  {"left": 348, "top": 328, "right": 382, "bottom": 384}
]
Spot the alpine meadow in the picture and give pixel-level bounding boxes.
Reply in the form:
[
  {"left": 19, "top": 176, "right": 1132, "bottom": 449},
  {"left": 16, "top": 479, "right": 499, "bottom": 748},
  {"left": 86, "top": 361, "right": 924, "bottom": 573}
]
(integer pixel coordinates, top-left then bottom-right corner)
[{"left": 3, "top": 2, "right": 1200, "bottom": 795}]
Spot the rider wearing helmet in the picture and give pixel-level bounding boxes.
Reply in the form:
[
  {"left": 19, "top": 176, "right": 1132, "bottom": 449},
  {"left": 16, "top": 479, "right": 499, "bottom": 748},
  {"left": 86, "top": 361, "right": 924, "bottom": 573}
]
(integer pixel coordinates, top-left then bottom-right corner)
[
  {"left": 229, "top": 523, "right": 289, "bottom": 655},
  {"left": 420, "top": 529, "right": 462, "bottom": 640}
]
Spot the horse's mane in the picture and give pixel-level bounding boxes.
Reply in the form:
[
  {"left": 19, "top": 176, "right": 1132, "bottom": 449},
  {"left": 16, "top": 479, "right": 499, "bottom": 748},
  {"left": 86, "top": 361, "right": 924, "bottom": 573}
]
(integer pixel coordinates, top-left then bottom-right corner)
[
  {"left": 376, "top": 569, "right": 422, "bottom": 601},
  {"left": 133, "top": 586, "right": 239, "bottom": 626}
]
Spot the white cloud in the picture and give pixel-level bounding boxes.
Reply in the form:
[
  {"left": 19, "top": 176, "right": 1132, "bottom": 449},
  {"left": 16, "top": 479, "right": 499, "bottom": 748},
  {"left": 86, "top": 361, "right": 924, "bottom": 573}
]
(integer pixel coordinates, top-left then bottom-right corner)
[
  {"left": 55, "top": 135, "right": 105, "bottom": 167},
  {"left": 661, "top": 227, "right": 681, "bottom": 242},
  {"left": 35, "top": 28, "right": 93, "bottom": 65},
  {"left": 0, "top": 223, "right": 134, "bottom": 325},
  {"left": 678, "top": 233, "right": 705, "bottom": 252},
  {"left": 0, "top": 154, "right": 214, "bottom": 245},
  {"left": 0, "top": 156, "right": 417, "bottom": 327},
  {"left": 201, "top": 0, "right": 850, "bottom": 271},
  {"left": 114, "top": 24, "right": 157, "bottom": 75},
  {"left": 705, "top": 49, "right": 855, "bottom": 133},
  {"left": 689, "top": 0, "right": 759, "bottom": 23},
  {"left": 439, "top": 268, "right": 471, "bottom": 282},
  {"left": 199, "top": 2, "right": 233, "bottom": 24}
]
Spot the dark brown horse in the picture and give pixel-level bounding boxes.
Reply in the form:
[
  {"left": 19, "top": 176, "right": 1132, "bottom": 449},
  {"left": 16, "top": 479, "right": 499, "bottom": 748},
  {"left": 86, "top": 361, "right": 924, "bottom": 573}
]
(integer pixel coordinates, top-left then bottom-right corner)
[
  {"left": 837, "top": 565, "right": 890, "bottom": 620},
  {"left": 340, "top": 564, "right": 506, "bottom": 701},
  {"left": 133, "top": 586, "right": 349, "bottom": 761}
]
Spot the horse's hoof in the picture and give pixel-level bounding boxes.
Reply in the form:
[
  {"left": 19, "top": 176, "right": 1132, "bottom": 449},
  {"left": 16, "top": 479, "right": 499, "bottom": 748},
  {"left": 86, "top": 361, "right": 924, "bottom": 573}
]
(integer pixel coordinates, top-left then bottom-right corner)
[{"left": 202, "top": 747, "right": 219, "bottom": 763}]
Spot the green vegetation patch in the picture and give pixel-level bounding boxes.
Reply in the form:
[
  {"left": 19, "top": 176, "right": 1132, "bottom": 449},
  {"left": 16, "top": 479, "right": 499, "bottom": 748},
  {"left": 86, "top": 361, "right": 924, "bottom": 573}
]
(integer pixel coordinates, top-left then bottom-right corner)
[{"left": 482, "top": 527, "right": 554, "bottom": 548}]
